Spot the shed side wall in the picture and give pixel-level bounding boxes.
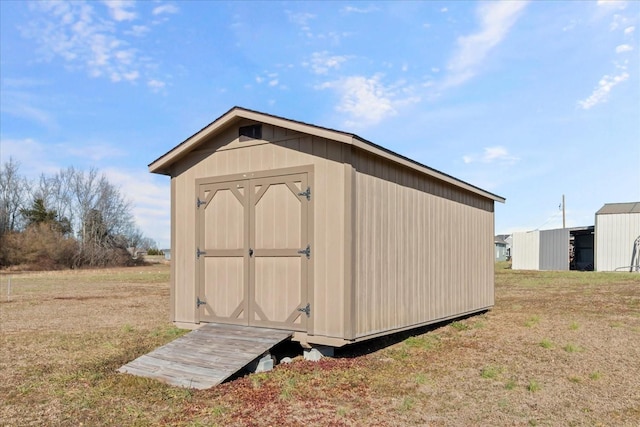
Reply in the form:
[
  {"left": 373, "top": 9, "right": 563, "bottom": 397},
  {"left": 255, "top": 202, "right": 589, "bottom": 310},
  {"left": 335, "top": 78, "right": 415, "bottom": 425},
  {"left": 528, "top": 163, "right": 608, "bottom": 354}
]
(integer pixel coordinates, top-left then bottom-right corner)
[
  {"left": 352, "top": 150, "right": 495, "bottom": 339},
  {"left": 170, "top": 122, "right": 347, "bottom": 339},
  {"left": 595, "top": 213, "right": 640, "bottom": 271},
  {"left": 511, "top": 232, "right": 540, "bottom": 270}
]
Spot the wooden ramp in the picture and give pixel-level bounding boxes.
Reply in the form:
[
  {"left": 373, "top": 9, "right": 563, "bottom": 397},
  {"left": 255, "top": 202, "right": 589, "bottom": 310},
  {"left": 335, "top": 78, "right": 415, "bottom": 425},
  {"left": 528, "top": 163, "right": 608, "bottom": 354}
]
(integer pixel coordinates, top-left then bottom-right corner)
[{"left": 118, "top": 323, "right": 293, "bottom": 389}]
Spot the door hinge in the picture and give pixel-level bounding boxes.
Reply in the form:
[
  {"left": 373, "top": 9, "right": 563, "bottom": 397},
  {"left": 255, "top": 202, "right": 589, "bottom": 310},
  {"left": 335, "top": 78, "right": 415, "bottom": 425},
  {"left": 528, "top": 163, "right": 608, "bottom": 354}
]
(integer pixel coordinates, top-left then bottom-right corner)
[
  {"left": 197, "top": 297, "right": 206, "bottom": 307},
  {"left": 196, "top": 247, "right": 207, "bottom": 258},
  {"left": 197, "top": 197, "right": 206, "bottom": 208},
  {"left": 298, "top": 187, "right": 311, "bottom": 201},
  {"left": 297, "top": 244, "right": 311, "bottom": 259},
  {"left": 297, "top": 303, "right": 311, "bottom": 317}
]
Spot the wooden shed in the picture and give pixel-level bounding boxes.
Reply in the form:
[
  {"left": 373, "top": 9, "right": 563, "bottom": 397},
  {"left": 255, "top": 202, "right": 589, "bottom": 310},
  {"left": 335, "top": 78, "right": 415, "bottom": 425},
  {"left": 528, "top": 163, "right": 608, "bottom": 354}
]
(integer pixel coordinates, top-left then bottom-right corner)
[{"left": 149, "top": 107, "right": 505, "bottom": 348}]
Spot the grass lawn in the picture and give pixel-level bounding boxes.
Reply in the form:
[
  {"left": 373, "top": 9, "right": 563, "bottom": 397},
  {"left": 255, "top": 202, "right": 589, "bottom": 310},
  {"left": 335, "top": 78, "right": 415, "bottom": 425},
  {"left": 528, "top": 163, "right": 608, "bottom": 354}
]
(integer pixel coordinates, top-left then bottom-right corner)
[{"left": 1, "top": 264, "right": 639, "bottom": 426}]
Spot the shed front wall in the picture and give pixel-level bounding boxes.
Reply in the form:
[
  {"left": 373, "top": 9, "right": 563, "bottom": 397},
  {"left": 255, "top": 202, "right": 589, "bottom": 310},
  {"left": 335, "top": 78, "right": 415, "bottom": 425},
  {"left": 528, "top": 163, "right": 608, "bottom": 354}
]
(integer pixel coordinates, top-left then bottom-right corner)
[
  {"left": 170, "top": 121, "right": 349, "bottom": 340},
  {"left": 595, "top": 213, "right": 640, "bottom": 271},
  {"left": 352, "top": 150, "right": 495, "bottom": 339}
]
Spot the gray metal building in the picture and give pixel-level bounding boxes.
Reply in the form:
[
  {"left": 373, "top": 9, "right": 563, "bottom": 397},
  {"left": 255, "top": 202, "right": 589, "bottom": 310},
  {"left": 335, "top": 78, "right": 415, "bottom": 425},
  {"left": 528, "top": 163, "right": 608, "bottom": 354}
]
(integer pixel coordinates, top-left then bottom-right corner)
[
  {"left": 512, "top": 228, "right": 570, "bottom": 271},
  {"left": 595, "top": 202, "right": 640, "bottom": 272}
]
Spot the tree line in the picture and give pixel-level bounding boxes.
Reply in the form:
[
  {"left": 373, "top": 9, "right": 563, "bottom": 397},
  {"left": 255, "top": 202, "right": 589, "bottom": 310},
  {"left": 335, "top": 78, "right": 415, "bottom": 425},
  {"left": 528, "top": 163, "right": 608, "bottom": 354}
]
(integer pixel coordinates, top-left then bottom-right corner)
[{"left": 0, "top": 158, "right": 158, "bottom": 269}]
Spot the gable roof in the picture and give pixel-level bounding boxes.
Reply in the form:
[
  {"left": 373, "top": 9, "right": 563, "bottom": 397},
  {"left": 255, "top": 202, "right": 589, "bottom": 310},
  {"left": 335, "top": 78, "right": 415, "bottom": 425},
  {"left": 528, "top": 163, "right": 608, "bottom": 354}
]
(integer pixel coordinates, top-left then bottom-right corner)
[
  {"left": 149, "top": 106, "right": 505, "bottom": 203},
  {"left": 596, "top": 202, "right": 640, "bottom": 215}
]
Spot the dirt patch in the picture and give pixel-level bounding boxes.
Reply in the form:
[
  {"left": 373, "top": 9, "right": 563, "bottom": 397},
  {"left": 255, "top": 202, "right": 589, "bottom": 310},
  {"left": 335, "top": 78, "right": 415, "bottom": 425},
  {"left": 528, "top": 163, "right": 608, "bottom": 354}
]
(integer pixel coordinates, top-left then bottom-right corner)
[{"left": 1, "top": 266, "right": 638, "bottom": 426}]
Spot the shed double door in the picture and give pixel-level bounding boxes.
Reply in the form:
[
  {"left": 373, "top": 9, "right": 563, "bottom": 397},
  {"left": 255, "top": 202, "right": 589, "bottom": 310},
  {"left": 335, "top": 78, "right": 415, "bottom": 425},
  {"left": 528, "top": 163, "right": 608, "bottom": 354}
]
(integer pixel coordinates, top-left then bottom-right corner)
[{"left": 196, "top": 169, "right": 312, "bottom": 332}]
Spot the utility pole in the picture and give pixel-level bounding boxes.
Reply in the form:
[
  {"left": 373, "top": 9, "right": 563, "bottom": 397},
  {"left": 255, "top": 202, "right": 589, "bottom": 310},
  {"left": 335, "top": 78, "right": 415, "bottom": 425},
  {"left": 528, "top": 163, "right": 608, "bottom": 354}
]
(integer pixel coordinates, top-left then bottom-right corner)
[{"left": 562, "top": 194, "right": 566, "bottom": 229}]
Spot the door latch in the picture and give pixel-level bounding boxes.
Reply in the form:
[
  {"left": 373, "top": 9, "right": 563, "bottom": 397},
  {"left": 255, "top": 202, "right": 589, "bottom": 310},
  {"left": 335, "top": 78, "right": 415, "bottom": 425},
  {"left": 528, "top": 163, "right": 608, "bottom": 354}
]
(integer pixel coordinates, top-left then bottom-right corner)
[{"left": 197, "top": 297, "right": 206, "bottom": 307}]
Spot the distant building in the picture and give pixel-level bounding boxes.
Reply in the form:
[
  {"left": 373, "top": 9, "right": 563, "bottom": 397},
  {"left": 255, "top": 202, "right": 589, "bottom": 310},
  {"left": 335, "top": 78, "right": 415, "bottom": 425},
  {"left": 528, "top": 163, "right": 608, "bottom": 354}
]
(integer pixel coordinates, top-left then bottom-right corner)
[
  {"left": 511, "top": 226, "right": 595, "bottom": 271},
  {"left": 595, "top": 202, "right": 640, "bottom": 272},
  {"left": 494, "top": 234, "right": 511, "bottom": 262},
  {"left": 163, "top": 249, "right": 171, "bottom": 261}
]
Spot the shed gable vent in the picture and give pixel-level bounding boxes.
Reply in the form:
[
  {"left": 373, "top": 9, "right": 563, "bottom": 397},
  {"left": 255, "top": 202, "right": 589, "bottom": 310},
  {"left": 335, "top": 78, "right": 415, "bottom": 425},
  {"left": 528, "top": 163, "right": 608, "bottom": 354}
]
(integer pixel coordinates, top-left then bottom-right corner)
[{"left": 239, "top": 124, "right": 262, "bottom": 141}]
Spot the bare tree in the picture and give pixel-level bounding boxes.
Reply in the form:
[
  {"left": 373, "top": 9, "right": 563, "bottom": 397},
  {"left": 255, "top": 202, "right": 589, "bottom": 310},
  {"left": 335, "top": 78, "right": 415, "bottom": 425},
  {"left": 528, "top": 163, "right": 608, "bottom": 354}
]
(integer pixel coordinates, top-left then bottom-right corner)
[
  {"left": 33, "top": 168, "right": 76, "bottom": 235},
  {"left": 71, "top": 168, "right": 135, "bottom": 266},
  {"left": 0, "top": 158, "right": 30, "bottom": 235},
  {"left": 2, "top": 162, "right": 151, "bottom": 268}
]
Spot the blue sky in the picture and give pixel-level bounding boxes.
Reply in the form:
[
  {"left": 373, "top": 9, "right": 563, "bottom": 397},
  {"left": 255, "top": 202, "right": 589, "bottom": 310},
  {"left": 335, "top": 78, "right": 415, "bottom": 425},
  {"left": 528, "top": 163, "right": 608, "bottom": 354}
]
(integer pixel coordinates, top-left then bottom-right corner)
[{"left": 1, "top": 0, "right": 638, "bottom": 248}]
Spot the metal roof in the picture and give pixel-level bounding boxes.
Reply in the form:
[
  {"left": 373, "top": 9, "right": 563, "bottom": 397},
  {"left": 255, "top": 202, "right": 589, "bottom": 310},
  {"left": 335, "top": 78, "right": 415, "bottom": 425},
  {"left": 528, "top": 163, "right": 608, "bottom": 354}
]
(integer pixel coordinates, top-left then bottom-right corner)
[{"left": 596, "top": 202, "right": 640, "bottom": 215}]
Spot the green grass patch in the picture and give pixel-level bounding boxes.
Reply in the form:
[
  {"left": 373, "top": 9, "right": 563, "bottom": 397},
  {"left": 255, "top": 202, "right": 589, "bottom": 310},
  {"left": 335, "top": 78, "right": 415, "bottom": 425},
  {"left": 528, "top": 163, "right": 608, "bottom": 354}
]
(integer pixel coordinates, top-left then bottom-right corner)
[
  {"left": 450, "top": 321, "right": 470, "bottom": 331},
  {"left": 404, "top": 334, "right": 440, "bottom": 350},
  {"left": 504, "top": 378, "right": 517, "bottom": 390},
  {"left": 569, "top": 321, "right": 580, "bottom": 330},
  {"left": 539, "top": 338, "right": 554, "bottom": 349},
  {"left": 563, "top": 343, "right": 583, "bottom": 353},
  {"left": 414, "top": 373, "right": 428, "bottom": 385},
  {"left": 399, "top": 397, "right": 415, "bottom": 412},
  {"left": 524, "top": 315, "right": 540, "bottom": 327},
  {"left": 589, "top": 371, "right": 602, "bottom": 380},
  {"left": 480, "top": 365, "right": 501, "bottom": 380},
  {"left": 527, "top": 379, "right": 541, "bottom": 392}
]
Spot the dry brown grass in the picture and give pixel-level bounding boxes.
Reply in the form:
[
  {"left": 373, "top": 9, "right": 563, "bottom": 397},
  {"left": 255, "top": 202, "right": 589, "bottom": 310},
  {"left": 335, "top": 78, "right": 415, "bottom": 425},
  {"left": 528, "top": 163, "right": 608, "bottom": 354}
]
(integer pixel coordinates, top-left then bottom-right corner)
[{"left": 1, "top": 265, "right": 639, "bottom": 426}]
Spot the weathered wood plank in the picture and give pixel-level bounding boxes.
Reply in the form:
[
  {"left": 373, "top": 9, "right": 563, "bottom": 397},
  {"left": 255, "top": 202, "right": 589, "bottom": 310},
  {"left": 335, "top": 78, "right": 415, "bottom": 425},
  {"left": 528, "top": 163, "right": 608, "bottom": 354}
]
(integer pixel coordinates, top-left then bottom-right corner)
[{"left": 118, "top": 323, "right": 292, "bottom": 389}]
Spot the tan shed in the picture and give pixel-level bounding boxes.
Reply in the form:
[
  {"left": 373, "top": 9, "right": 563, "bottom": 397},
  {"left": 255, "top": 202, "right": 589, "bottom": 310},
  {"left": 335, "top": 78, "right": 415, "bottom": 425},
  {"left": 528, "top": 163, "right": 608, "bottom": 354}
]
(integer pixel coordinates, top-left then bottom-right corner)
[{"left": 149, "top": 107, "right": 505, "bottom": 348}]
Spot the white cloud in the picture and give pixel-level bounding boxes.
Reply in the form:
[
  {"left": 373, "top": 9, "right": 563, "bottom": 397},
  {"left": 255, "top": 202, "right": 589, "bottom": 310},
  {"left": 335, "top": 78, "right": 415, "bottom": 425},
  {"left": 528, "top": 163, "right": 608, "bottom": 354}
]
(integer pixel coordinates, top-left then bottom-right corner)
[
  {"left": 615, "top": 44, "right": 633, "bottom": 53},
  {"left": 597, "top": 0, "right": 627, "bottom": 10},
  {"left": 318, "top": 74, "right": 420, "bottom": 127},
  {"left": 147, "top": 79, "right": 166, "bottom": 92},
  {"left": 255, "top": 72, "right": 280, "bottom": 87},
  {"left": 624, "top": 26, "right": 635, "bottom": 34},
  {"left": 126, "top": 25, "right": 150, "bottom": 37},
  {"left": 102, "top": 0, "right": 137, "bottom": 22},
  {"left": 152, "top": 4, "right": 179, "bottom": 16},
  {"left": 0, "top": 138, "right": 62, "bottom": 176},
  {"left": 577, "top": 71, "right": 629, "bottom": 109},
  {"left": 304, "top": 51, "right": 349, "bottom": 75},
  {"left": 342, "top": 5, "right": 378, "bottom": 14},
  {"left": 440, "top": 7, "right": 448, "bottom": 13},
  {"left": 0, "top": 90, "right": 57, "bottom": 129},
  {"left": 463, "top": 146, "right": 519, "bottom": 165},
  {"left": 443, "top": 1, "right": 529, "bottom": 88},
  {"left": 287, "top": 11, "right": 316, "bottom": 27},
  {"left": 21, "top": 1, "right": 169, "bottom": 92},
  {"left": 609, "top": 13, "right": 631, "bottom": 31}
]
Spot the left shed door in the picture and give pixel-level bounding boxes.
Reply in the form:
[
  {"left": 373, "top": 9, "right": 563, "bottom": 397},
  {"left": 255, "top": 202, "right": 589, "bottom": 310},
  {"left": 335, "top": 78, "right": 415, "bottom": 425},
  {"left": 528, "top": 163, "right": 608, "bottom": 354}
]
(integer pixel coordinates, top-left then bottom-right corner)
[{"left": 196, "top": 179, "right": 249, "bottom": 324}]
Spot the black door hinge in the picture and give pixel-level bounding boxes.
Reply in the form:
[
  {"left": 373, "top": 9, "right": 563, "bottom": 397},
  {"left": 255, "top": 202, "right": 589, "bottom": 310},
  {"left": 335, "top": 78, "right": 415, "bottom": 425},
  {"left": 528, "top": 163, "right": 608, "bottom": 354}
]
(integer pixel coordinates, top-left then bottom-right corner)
[
  {"left": 297, "top": 303, "right": 311, "bottom": 317},
  {"left": 297, "top": 244, "right": 311, "bottom": 259},
  {"left": 298, "top": 187, "right": 311, "bottom": 201}
]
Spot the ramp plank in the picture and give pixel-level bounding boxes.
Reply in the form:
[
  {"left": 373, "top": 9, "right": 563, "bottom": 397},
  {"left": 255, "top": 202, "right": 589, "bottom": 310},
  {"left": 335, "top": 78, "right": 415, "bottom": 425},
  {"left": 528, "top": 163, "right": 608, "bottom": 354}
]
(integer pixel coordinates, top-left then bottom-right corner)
[{"left": 118, "top": 323, "right": 292, "bottom": 389}]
